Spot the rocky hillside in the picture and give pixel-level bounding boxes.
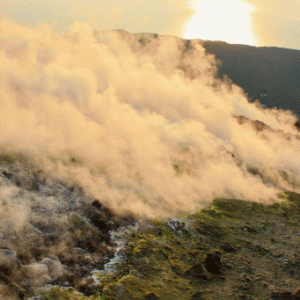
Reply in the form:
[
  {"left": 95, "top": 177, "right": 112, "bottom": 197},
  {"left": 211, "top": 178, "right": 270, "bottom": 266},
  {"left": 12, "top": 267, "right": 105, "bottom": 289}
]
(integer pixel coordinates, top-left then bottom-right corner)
[
  {"left": 2, "top": 160, "right": 300, "bottom": 300},
  {"left": 0, "top": 159, "right": 135, "bottom": 299},
  {"left": 201, "top": 41, "right": 300, "bottom": 115},
  {"left": 83, "top": 192, "right": 300, "bottom": 300},
  {"left": 119, "top": 30, "right": 300, "bottom": 116}
]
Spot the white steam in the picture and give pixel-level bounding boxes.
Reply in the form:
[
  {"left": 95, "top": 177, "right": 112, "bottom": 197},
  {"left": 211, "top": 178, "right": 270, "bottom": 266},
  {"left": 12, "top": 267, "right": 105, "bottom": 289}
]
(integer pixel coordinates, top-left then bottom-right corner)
[{"left": 0, "top": 19, "right": 299, "bottom": 217}]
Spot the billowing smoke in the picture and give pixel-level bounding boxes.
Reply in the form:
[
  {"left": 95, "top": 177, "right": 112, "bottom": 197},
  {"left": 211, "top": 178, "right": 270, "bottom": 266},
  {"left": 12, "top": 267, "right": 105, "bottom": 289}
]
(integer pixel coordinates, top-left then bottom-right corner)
[{"left": 0, "top": 19, "right": 299, "bottom": 219}]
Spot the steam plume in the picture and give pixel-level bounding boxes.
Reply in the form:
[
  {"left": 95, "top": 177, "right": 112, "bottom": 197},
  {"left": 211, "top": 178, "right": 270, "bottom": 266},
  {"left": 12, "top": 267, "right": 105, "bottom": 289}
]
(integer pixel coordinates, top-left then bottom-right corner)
[{"left": 0, "top": 19, "right": 299, "bottom": 218}]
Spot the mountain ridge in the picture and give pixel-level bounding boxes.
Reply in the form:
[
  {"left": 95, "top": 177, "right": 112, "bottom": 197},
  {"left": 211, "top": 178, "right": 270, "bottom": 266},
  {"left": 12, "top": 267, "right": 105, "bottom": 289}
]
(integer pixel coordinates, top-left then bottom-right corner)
[
  {"left": 199, "top": 40, "right": 300, "bottom": 115},
  {"left": 114, "top": 29, "right": 300, "bottom": 116}
]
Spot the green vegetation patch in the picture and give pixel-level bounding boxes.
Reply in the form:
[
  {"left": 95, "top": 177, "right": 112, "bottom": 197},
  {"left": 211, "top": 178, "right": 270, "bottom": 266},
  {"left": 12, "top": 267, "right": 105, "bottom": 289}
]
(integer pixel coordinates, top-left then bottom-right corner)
[
  {"left": 32, "top": 192, "right": 300, "bottom": 299},
  {"left": 38, "top": 286, "right": 102, "bottom": 300},
  {"left": 97, "top": 192, "right": 300, "bottom": 299}
]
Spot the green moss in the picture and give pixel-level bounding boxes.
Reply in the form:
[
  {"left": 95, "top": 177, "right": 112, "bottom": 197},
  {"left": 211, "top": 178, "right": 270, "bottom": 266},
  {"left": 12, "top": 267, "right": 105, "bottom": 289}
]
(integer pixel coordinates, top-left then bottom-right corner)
[
  {"left": 173, "top": 161, "right": 190, "bottom": 175},
  {"left": 132, "top": 239, "right": 155, "bottom": 257},
  {"left": 210, "top": 198, "right": 257, "bottom": 218},
  {"left": 279, "top": 191, "right": 300, "bottom": 207},
  {"left": 95, "top": 271, "right": 112, "bottom": 286},
  {"left": 30, "top": 193, "right": 300, "bottom": 299},
  {"left": 0, "top": 152, "right": 29, "bottom": 165},
  {"left": 98, "top": 194, "right": 300, "bottom": 299},
  {"left": 190, "top": 212, "right": 224, "bottom": 238},
  {"left": 99, "top": 211, "right": 227, "bottom": 299},
  {"left": 102, "top": 273, "right": 195, "bottom": 300},
  {"left": 39, "top": 286, "right": 102, "bottom": 300}
]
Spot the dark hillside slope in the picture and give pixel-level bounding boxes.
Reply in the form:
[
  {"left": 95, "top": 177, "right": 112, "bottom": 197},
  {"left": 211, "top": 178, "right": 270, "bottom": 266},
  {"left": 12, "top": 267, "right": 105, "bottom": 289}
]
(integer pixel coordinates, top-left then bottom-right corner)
[{"left": 201, "top": 41, "right": 300, "bottom": 115}]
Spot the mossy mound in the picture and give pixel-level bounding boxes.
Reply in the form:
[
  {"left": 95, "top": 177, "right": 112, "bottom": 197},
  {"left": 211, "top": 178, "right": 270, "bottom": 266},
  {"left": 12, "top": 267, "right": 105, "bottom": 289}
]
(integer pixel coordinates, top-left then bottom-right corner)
[
  {"left": 38, "top": 286, "right": 102, "bottom": 300},
  {"left": 94, "top": 192, "right": 300, "bottom": 300}
]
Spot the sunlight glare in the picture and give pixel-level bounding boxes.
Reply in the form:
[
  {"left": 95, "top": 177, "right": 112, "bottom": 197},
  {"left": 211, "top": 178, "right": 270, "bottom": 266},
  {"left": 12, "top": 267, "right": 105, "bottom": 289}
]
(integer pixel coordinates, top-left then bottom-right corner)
[{"left": 184, "top": 0, "right": 255, "bottom": 45}]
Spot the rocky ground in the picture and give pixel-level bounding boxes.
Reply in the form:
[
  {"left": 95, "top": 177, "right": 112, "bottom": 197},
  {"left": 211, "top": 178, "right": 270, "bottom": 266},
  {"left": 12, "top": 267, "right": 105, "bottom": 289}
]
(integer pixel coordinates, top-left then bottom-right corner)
[
  {"left": 97, "top": 192, "right": 300, "bottom": 300},
  {"left": 0, "top": 157, "right": 134, "bottom": 299},
  {"left": 2, "top": 158, "right": 300, "bottom": 299}
]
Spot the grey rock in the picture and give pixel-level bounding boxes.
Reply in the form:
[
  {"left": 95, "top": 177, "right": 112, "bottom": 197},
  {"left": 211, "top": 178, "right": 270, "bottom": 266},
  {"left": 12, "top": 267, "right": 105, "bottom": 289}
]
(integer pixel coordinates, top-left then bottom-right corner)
[
  {"left": 22, "top": 263, "right": 49, "bottom": 279},
  {"left": 0, "top": 249, "right": 17, "bottom": 271},
  {"left": 74, "top": 247, "right": 86, "bottom": 255},
  {"left": 167, "top": 218, "right": 185, "bottom": 233},
  {"left": 41, "top": 258, "right": 64, "bottom": 278}
]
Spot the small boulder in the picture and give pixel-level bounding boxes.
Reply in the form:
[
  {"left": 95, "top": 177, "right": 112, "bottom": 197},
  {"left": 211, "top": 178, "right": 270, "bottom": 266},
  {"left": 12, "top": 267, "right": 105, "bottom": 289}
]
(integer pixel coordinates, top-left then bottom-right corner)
[
  {"left": 145, "top": 292, "right": 160, "bottom": 300},
  {"left": 41, "top": 258, "right": 64, "bottom": 278},
  {"left": 184, "top": 263, "right": 211, "bottom": 280},
  {"left": 0, "top": 249, "right": 17, "bottom": 273},
  {"left": 21, "top": 263, "right": 51, "bottom": 287},
  {"left": 22, "top": 263, "right": 48, "bottom": 279},
  {"left": 293, "top": 287, "right": 300, "bottom": 300},
  {"left": 167, "top": 218, "right": 185, "bottom": 233},
  {"left": 221, "top": 242, "right": 236, "bottom": 253},
  {"left": 74, "top": 247, "right": 86, "bottom": 255},
  {"left": 191, "top": 291, "right": 206, "bottom": 299},
  {"left": 92, "top": 200, "right": 103, "bottom": 209},
  {"left": 271, "top": 290, "right": 293, "bottom": 300},
  {"left": 138, "top": 219, "right": 155, "bottom": 234},
  {"left": 76, "top": 276, "right": 101, "bottom": 295}
]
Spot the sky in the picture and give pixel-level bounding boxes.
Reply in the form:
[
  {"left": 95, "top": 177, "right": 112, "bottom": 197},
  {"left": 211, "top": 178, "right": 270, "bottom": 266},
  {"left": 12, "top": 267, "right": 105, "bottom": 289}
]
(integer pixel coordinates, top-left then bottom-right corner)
[{"left": 0, "top": 0, "right": 299, "bottom": 50}]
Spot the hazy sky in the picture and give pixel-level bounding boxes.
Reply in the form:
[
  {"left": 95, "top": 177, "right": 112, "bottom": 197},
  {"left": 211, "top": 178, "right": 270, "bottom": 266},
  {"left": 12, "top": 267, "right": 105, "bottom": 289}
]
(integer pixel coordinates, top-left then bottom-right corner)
[{"left": 0, "top": 0, "right": 299, "bottom": 49}]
